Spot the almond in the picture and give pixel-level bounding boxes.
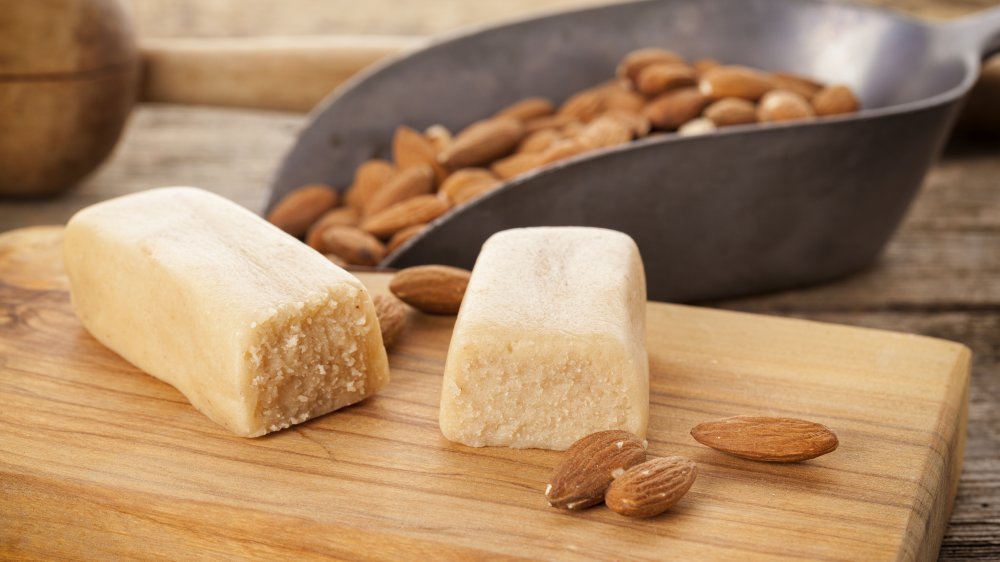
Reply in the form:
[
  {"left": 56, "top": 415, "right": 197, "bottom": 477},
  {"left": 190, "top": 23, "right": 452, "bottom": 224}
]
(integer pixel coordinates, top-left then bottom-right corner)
[
  {"left": 693, "top": 58, "right": 721, "bottom": 77},
  {"left": 424, "top": 124, "right": 452, "bottom": 153},
  {"left": 497, "top": 97, "right": 555, "bottom": 122},
  {"left": 602, "top": 83, "right": 647, "bottom": 113},
  {"left": 363, "top": 164, "right": 434, "bottom": 216},
  {"left": 636, "top": 62, "right": 697, "bottom": 97},
  {"left": 306, "top": 206, "right": 360, "bottom": 250},
  {"left": 771, "top": 71, "right": 824, "bottom": 100},
  {"left": 690, "top": 415, "right": 839, "bottom": 462},
  {"left": 540, "top": 138, "right": 592, "bottom": 165},
  {"left": 439, "top": 168, "right": 500, "bottom": 202},
  {"left": 644, "top": 87, "right": 710, "bottom": 130},
  {"left": 757, "top": 89, "right": 815, "bottom": 123},
  {"left": 373, "top": 293, "right": 408, "bottom": 348},
  {"left": 318, "top": 226, "right": 387, "bottom": 266},
  {"left": 361, "top": 194, "right": 449, "bottom": 238},
  {"left": 617, "top": 47, "right": 685, "bottom": 85},
  {"left": 267, "top": 184, "right": 339, "bottom": 238},
  {"left": 393, "top": 125, "right": 448, "bottom": 184},
  {"left": 699, "top": 65, "right": 777, "bottom": 101},
  {"left": 558, "top": 84, "right": 614, "bottom": 123},
  {"left": 518, "top": 128, "right": 564, "bottom": 154},
  {"left": 491, "top": 151, "right": 546, "bottom": 181},
  {"left": 389, "top": 265, "right": 471, "bottom": 314},
  {"left": 325, "top": 253, "right": 348, "bottom": 268},
  {"left": 344, "top": 160, "right": 396, "bottom": 210},
  {"left": 605, "top": 456, "right": 698, "bottom": 518},
  {"left": 523, "top": 113, "right": 578, "bottom": 134},
  {"left": 678, "top": 117, "right": 716, "bottom": 136},
  {"left": 603, "top": 109, "right": 651, "bottom": 137},
  {"left": 386, "top": 223, "right": 426, "bottom": 253},
  {"left": 546, "top": 430, "right": 647, "bottom": 511},
  {"left": 576, "top": 116, "right": 633, "bottom": 149},
  {"left": 812, "top": 84, "right": 860, "bottom": 116},
  {"left": 439, "top": 117, "right": 524, "bottom": 169},
  {"left": 703, "top": 97, "right": 758, "bottom": 127}
]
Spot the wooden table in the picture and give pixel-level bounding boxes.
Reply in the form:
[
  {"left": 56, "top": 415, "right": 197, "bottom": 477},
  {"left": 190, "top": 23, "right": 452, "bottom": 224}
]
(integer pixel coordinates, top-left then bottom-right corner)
[{"left": 0, "top": 1, "right": 997, "bottom": 559}]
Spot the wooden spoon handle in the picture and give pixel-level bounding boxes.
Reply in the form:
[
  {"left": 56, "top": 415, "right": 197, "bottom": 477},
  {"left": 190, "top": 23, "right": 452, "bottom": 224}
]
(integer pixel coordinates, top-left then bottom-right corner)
[{"left": 138, "top": 35, "right": 425, "bottom": 112}]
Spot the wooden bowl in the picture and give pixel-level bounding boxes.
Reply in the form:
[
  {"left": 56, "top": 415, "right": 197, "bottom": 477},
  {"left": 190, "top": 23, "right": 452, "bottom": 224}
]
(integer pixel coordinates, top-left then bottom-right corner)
[{"left": 0, "top": 0, "right": 138, "bottom": 197}]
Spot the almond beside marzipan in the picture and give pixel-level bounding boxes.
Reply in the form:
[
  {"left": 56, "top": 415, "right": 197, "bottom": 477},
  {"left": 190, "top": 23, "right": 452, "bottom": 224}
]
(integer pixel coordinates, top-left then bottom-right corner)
[
  {"left": 372, "top": 293, "right": 408, "bottom": 348},
  {"left": 363, "top": 164, "right": 434, "bottom": 216},
  {"left": 318, "top": 225, "right": 387, "bottom": 266},
  {"left": 389, "top": 265, "right": 471, "bottom": 314},
  {"left": 605, "top": 456, "right": 698, "bottom": 518},
  {"left": 690, "top": 415, "right": 839, "bottom": 462},
  {"left": 267, "top": 184, "right": 339, "bottom": 238},
  {"left": 361, "top": 194, "right": 449, "bottom": 238},
  {"left": 439, "top": 117, "right": 525, "bottom": 169},
  {"left": 546, "top": 430, "right": 648, "bottom": 511}
]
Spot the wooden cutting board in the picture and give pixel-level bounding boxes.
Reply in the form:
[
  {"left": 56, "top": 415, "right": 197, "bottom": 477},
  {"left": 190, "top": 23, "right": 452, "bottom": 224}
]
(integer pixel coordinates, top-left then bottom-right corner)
[{"left": 0, "top": 226, "right": 969, "bottom": 561}]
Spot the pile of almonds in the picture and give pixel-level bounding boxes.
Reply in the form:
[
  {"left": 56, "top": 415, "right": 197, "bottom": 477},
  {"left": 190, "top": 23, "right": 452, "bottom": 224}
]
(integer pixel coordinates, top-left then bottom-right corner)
[
  {"left": 547, "top": 416, "right": 838, "bottom": 518},
  {"left": 268, "top": 47, "right": 860, "bottom": 267}
]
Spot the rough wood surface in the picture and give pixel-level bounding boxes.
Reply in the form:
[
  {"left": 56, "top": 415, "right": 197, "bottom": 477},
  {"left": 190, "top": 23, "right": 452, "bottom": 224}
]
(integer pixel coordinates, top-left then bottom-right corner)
[{"left": 0, "top": 226, "right": 971, "bottom": 561}]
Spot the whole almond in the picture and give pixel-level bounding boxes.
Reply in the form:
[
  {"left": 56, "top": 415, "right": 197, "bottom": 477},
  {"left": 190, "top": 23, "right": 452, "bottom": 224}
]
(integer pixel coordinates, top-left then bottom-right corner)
[
  {"left": 771, "top": 71, "right": 824, "bottom": 100},
  {"left": 319, "top": 226, "right": 387, "bottom": 266},
  {"left": 644, "top": 87, "right": 710, "bottom": 130},
  {"left": 497, "top": 97, "right": 556, "bottom": 122},
  {"left": 389, "top": 265, "right": 471, "bottom": 314},
  {"left": 605, "top": 456, "right": 698, "bottom": 518},
  {"left": 558, "top": 87, "right": 608, "bottom": 123},
  {"left": 699, "top": 65, "right": 777, "bottom": 101},
  {"left": 602, "top": 84, "right": 647, "bottom": 113},
  {"left": 693, "top": 58, "right": 721, "bottom": 77},
  {"left": 757, "top": 89, "right": 816, "bottom": 123},
  {"left": 678, "top": 117, "right": 716, "bottom": 136},
  {"left": 546, "top": 430, "right": 647, "bottom": 511},
  {"left": 424, "top": 124, "right": 452, "bottom": 153},
  {"left": 577, "top": 116, "right": 633, "bottom": 149},
  {"left": 306, "top": 206, "right": 361, "bottom": 250},
  {"left": 812, "top": 84, "right": 860, "bottom": 116},
  {"left": 363, "top": 164, "right": 434, "bottom": 216},
  {"left": 361, "top": 194, "right": 449, "bottom": 238},
  {"left": 386, "top": 223, "right": 426, "bottom": 253},
  {"left": 604, "top": 109, "right": 651, "bottom": 137},
  {"left": 523, "top": 113, "right": 578, "bottom": 134},
  {"left": 690, "top": 415, "right": 839, "bottom": 462},
  {"left": 617, "top": 47, "right": 685, "bottom": 85},
  {"left": 267, "top": 184, "right": 339, "bottom": 238},
  {"left": 393, "top": 125, "right": 448, "bottom": 184},
  {"left": 345, "top": 159, "right": 396, "bottom": 210},
  {"left": 439, "top": 168, "right": 500, "bottom": 201},
  {"left": 373, "top": 293, "right": 408, "bottom": 348},
  {"left": 518, "top": 128, "right": 564, "bottom": 154},
  {"left": 636, "top": 62, "right": 697, "bottom": 96},
  {"left": 540, "top": 138, "right": 593, "bottom": 165},
  {"left": 439, "top": 117, "right": 525, "bottom": 169},
  {"left": 704, "top": 97, "right": 758, "bottom": 127},
  {"left": 491, "top": 151, "right": 546, "bottom": 181}
]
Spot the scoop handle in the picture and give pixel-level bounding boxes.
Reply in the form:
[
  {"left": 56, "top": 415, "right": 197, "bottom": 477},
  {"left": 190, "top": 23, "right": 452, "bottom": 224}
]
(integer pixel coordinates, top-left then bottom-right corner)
[{"left": 944, "top": 7, "right": 1000, "bottom": 58}]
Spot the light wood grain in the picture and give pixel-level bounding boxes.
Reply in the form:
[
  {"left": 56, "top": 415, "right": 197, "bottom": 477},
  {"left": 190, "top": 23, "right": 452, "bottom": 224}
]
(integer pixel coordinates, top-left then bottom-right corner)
[{"left": 0, "top": 225, "right": 970, "bottom": 561}]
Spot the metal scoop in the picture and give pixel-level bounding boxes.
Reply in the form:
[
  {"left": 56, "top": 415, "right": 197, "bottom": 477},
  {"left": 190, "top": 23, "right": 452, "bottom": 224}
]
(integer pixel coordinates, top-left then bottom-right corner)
[{"left": 270, "top": 0, "right": 1000, "bottom": 301}]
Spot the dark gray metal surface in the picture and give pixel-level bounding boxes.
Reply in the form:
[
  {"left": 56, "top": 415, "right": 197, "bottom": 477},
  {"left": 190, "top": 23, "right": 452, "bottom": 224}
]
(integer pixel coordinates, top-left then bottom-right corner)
[{"left": 270, "top": 0, "right": 1000, "bottom": 302}]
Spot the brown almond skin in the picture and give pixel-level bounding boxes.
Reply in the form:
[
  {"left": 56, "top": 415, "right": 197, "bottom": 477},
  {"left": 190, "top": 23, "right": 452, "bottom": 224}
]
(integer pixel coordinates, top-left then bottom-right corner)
[
  {"left": 372, "top": 293, "right": 408, "bottom": 348},
  {"left": 757, "top": 89, "right": 816, "bottom": 123},
  {"left": 539, "top": 138, "right": 593, "bottom": 165},
  {"left": 345, "top": 159, "right": 396, "bottom": 210},
  {"left": 389, "top": 265, "right": 471, "bottom": 314},
  {"left": 386, "top": 223, "right": 426, "bottom": 253},
  {"left": 439, "top": 117, "right": 524, "bottom": 169},
  {"left": 576, "top": 116, "right": 633, "bottom": 149},
  {"left": 558, "top": 87, "right": 607, "bottom": 123},
  {"left": 267, "top": 184, "right": 339, "bottom": 238},
  {"left": 439, "top": 168, "right": 499, "bottom": 201},
  {"left": 605, "top": 456, "right": 698, "bottom": 518},
  {"left": 699, "top": 65, "right": 777, "bottom": 101},
  {"left": 636, "top": 62, "right": 697, "bottom": 97},
  {"left": 523, "top": 113, "right": 578, "bottom": 134},
  {"left": 491, "top": 151, "right": 546, "bottom": 181},
  {"left": 693, "top": 58, "right": 721, "bottom": 77},
  {"left": 771, "top": 71, "right": 824, "bottom": 100},
  {"left": 306, "top": 206, "right": 360, "bottom": 250},
  {"left": 603, "top": 109, "right": 651, "bottom": 137},
  {"left": 361, "top": 194, "right": 449, "bottom": 238},
  {"left": 690, "top": 415, "right": 839, "bottom": 462},
  {"left": 393, "top": 125, "right": 448, "bottom": 184},
  {"left": 497, "top": 97, "right": 555, "bottom": 122},
  {"left": 602, "top": 83, "right": 647, "bottom": 113},
  {"left": 704, "top": 97, "right": 758, "bottom": 127},
  {"left": 518, "top": 128, "right": 563, "bottom": 154},
  {"left": 644, "top": 87, "right": 710, "bottom": 131},
  {"left": 812, "top": 84, "right": 861, "bottom": 116},
  {"left": 617, "top": 47, "right": 685, "bottom": 85},
  {"left": 546, "top": 430, "right": 647, "bottom": 511},
  {"left": 319, "top": 226, "right": 387, "bottom": 266},
  {"left": 363, "top": 164, "right": 434, "bottom": 216}
]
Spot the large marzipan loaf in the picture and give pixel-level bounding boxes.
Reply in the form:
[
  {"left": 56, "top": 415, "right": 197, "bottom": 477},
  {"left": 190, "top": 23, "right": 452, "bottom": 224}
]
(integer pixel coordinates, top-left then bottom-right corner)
[{"left": 64, "top": 187, "right": 390, "bottom": 437}]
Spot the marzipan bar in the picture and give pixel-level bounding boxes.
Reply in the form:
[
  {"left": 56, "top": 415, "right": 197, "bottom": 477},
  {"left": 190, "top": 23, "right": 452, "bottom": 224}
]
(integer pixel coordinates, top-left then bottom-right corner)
[
  {"left": 64, "top": 187, "right": 390, "bottom": 437},
  {"left": 439, "top": 227, "right": 648, "bottom": 450}
]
